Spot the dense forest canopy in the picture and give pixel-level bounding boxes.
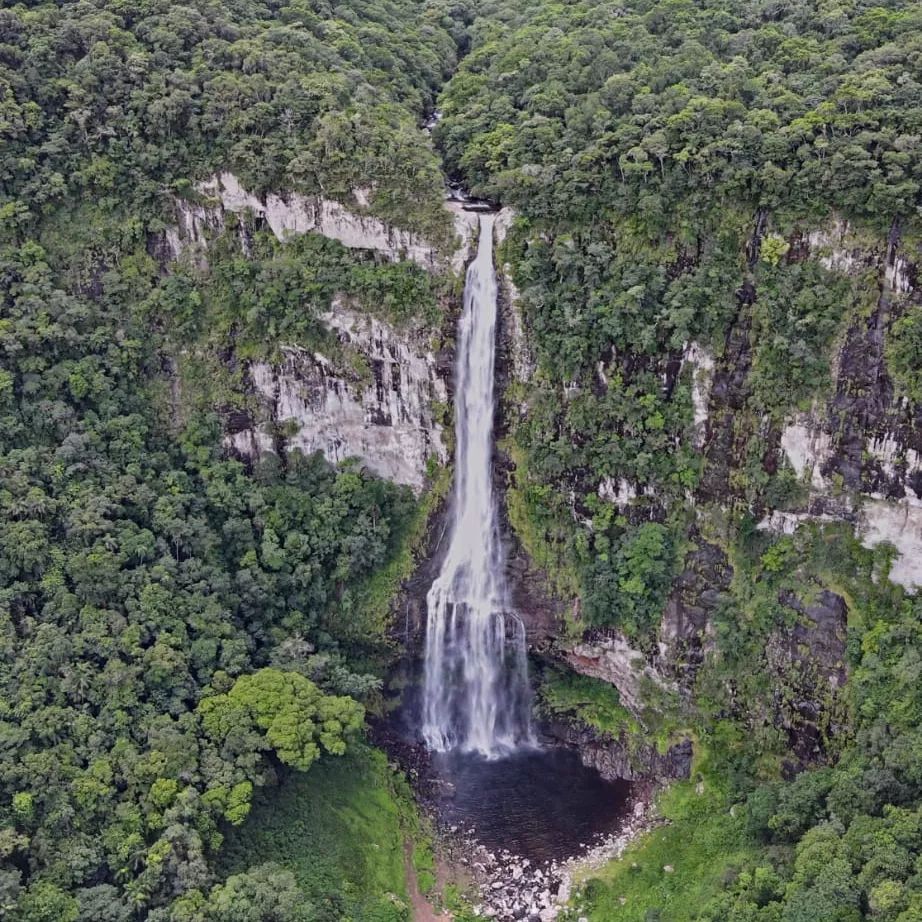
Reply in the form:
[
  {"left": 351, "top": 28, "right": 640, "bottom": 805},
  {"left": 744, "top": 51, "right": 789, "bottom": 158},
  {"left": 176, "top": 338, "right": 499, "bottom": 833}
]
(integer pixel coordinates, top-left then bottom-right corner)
[
  {"left": 439, "top": 0, "right": 922, "bottom": 226},
  {"left": 0, "top": 1, "right": 464, "bottom": 920},
  {"left": 3, "top": 0, "right": 922, "bottom": 920},
  {"left": 0, "top": 0, "right": 461, "bottom": 240},
  {"left": 434, "top": 0, "right": 922, "bottom": 639}
]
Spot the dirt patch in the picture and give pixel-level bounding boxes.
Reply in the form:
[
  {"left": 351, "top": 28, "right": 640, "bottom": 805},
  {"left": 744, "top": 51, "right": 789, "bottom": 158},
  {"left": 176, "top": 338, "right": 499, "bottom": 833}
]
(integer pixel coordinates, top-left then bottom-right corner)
[{"left": 404, "top": 840, "right": 452, "bottom": 922}]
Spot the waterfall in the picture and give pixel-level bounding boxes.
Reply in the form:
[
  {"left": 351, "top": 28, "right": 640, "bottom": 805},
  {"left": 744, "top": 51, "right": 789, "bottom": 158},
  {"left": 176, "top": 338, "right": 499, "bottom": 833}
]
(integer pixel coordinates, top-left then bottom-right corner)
[{"left": 421, "top": 213, "right": 534, "bottom": 759}]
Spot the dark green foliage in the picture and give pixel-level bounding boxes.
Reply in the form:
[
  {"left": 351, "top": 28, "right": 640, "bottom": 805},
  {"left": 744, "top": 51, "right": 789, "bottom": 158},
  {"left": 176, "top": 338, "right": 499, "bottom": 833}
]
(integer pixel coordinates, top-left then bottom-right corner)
[
  {"left": 0, "top": 0, "right": 460, "bottom": 241},
  {"left": 6, "top": 0, "right": 922, "bottom": 920},
  {"left": 0, "top": 0, "right": 469, "bottom": 915},
  {"left": 887, "top": 306, "right": 922, "bottom": 403},
  {"left": 537, "top": 666, "right": 638, "bottom": 736},
  {"left": 171, "top": 864, "right": 315, "bottom": 922},
  {"left": 0, "top": 234, "right": 420, "bottom": 917},
  {"left": 576, "top": 524, "right": 922, "bottom": 921},
  {"left": 437, "top": 0, "right": 922, "bottom": 656},
  {"left": 189, "top": 227, "right": 444, "bottom": 351},
  {"left": 437, "top": 0, "right": 922, "bottom": 227},
  {"left": 748, "top": 262, "right": 860, "bottom": 414},
  {"left": 582, "top": 522, "right": 678, "bottom": 636},
  {"left": 437, "top": 33, "right": 922, "bottom": 922}
]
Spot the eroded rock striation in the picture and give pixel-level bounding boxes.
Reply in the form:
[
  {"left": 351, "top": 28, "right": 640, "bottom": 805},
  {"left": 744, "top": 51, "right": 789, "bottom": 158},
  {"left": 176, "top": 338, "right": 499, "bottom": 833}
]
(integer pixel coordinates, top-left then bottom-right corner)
[
  {"left": 496, "top": 212, "right": 921, "bottom": 781},
  {"left": 763, "top": 219, "right": 922, "bottom": 589},
  {"left": 225, "top": 302, "right": 449, "bottom": 492}
]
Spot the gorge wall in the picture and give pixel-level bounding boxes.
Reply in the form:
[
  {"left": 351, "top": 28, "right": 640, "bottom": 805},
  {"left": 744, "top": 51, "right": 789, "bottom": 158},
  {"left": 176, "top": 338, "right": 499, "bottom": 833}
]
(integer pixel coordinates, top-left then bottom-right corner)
[
  {"left": 164, "top": 175, "right": 479, "bottom": 493},
  {"left": 164, "top": 180, "right": 920, "bottom": 786},
  {"left": 505, "top": 212, "right": 921, "bottom": 777}
]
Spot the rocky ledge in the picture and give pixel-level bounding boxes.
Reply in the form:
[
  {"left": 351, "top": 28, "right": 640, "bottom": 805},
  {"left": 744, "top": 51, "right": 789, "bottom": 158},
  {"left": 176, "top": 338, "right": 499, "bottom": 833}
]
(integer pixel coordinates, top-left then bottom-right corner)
[{"left": 541, "top": 719, "right": 693, "bottom": 783}]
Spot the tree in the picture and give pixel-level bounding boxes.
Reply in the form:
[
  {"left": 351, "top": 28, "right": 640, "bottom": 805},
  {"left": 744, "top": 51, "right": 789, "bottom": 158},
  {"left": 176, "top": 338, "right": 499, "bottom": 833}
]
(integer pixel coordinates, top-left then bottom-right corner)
[
  {"left": 198, "top": 668, "right": 364, "bottom": 774},
  {"left": 170, "top": 865, "right": 313, "bottom": 922}
]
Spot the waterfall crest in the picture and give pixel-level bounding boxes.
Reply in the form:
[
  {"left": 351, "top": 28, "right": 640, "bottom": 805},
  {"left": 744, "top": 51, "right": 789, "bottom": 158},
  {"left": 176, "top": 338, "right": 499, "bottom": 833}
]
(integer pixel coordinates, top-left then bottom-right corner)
[{"left": 421, "top": 213, "right": 534, "bottom": 758}]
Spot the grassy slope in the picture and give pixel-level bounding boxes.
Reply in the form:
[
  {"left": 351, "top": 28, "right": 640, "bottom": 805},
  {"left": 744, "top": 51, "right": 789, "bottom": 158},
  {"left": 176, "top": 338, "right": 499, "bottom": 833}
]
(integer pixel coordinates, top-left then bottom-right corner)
[
  {"left": 218, "top": 745, "right": 413, "bottom": 921},
  {"left": 572, "top": 782, "right": 760, "bottom": 922}
]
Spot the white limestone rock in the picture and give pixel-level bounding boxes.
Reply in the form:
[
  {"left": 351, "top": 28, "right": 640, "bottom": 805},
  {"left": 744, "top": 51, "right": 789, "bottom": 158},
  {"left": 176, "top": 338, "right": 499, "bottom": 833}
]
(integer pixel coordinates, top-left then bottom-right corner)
[
  {"left": 774, "top": 406, "right": 922, "bottom": 587},
  {"left": 169, "top": 173, "right": 481, "bottom": 277},
  {"left": 226, "top": 301, "right": 447, "bottom": 493},
  {"left": 780, "top": 412, "right": 833, "bottom": 490},
  {"left": 857, "top": 496, "right": 922, "bottom": 590},
  {"left": 805, "top": 219, "right": 862, "bottom": 274},
  {"left": 565, "top": 633, "right": 674, "bottom": 718},
  {"left": 866, "top": 436, "right": 922, "bottom": 493},
  {"left": 683, "top": 341, "right": 714, "bottom": 447},
  {"left": 756, "top": 511, "right": 840, "bottom": 535},
  {"left": 598, "top": 477, "right": 637, "bottom": 506},
  {"left": 446, "top": 200, "right": 481, "bottom": 273},
  {"left": 887, "top": 255, "right": 913, "bottom": 294},
  {"left": 804, "top": 215, "right": 912, "bottom": 294},
  {"left": 202, "top": 172, "right": 439, "bottom": 264}
]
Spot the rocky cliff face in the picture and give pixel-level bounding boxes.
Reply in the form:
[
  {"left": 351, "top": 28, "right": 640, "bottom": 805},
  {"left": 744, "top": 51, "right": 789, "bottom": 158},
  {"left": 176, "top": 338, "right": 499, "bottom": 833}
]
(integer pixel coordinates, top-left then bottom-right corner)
[
  {"left": 224, "top": 301, "right": 450, "bottom": 492},
  {"left": 384, "top": 207, "right": 563, "bottom": 645},
  {"left": 169, "top": 172, "right": 442, "bottom": 267},
  {"left": 769, "top": 588, "right": 849, "bottom": 772},
  {"left": 494, "top": 208, "right": 565, "bottom": 645},
  {"left": 565, "top": 634, "right": 677, "bottom": 719},
  {"left": 541, "top": 719, "right": 692, "bottom": 783},
  {"left": 164, "top": 176, "right": 479, "bottom": 493},
  {"left": 494, "top": 210, "right": 921, "bottom": 775},
  {"left": 762, "top": 219, "right": 921, "bottom": 589}
]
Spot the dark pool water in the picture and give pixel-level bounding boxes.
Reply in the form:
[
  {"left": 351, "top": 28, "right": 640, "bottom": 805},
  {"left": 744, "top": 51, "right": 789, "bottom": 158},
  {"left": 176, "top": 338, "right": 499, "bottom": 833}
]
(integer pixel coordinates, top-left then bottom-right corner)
[{"left": 431, "top": 747, "right": 633, "bottom": 864}]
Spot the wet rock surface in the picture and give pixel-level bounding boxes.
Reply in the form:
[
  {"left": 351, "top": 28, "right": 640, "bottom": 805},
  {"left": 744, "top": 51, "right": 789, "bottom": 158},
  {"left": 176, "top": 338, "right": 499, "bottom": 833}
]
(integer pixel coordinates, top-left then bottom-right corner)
[
  {"left": 770, "top": 587, "right": 849, "bottom": 771},
  {"left": 563, "top": 632, "right": 675, "bottom": 719},
  {"left": 441, "top": 798, "right": 658, "bottom": 921},
  {"left": 657, "top": 535, "right": 731, "bottom": 687},
  {"left": 493, "top": 221, "right": 566, "bottom": 648},
  {"left": 540, "top": 720, "right": 692, "bottom": 784},
  {"left": 767, "top": 218, "right": 922, "bottom": 587}
]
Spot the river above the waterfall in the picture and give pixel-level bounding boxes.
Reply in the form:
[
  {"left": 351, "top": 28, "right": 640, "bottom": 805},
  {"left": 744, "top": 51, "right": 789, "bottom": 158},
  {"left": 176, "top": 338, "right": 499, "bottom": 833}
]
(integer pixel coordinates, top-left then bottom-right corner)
[{"left": 431, "top": 747, "right": 633, "bottom": 865}]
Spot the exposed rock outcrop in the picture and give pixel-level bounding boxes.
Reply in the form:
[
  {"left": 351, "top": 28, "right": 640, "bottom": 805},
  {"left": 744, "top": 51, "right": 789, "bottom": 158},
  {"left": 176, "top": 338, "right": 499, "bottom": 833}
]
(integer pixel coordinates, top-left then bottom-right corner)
[
  {"left": 170, "top": 172, "right": 438, "bottom": 266},
  {"left": 494, "top": 206, "right": 566, "bottom": 644},
  {"left": 542, "top": 719, "right": 692, "bottom": 783},
  {"left": 225, "top": 301, "right": 449, "bottom": 493},
  {"left": 495, "top": 207, "right": 536, "bottom": 386},
  {"left": 769, "top": 588, "right": 849, "bottom": 772},
  {"left": 517, "top": 215, "right": 920, "bottom": 778},
  {"left": 564, "top": 633, "right": 675, "bottom": 720},
  {"left": 656, "top": 536, "right": 730, "bottom": 686},
  {"left": 167, "top": 172, "right": 481, "bottom": 272},
  {"left": 764, "top": 218, "right": 922, "bottom": 588},
  {"left": 683, "top": 341, "right": 715, "bottom": 449},
  {"left": 160, "top": 179, "right": 482, "bottom": 495}
]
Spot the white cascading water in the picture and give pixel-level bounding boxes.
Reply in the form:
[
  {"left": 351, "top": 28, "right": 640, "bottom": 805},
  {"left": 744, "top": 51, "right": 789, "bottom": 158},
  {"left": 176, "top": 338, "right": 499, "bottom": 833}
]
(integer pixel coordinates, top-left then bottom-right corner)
[{"left": 421, "top": 213, "right": 534, "bottom": 758}]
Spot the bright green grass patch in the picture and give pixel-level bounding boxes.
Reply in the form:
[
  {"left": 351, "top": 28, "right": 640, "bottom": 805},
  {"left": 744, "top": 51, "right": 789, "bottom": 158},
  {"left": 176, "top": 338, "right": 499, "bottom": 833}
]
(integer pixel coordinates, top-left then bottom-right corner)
[
  {"left": 537, "top": 666, "right": 640, "bottom": 738},
  {"left": 411, "top": 837, "right": 436, "bottom": 896},
  {"left": 218, "top": 745, "right": 411, "bottom": 922},
  {"left": 570, "top": 782, "right": 760, "bottom": 922}
]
